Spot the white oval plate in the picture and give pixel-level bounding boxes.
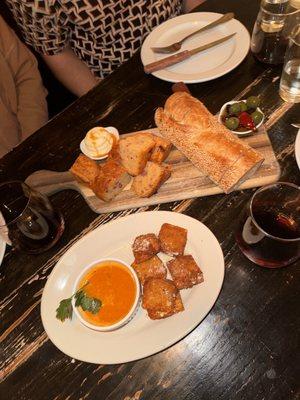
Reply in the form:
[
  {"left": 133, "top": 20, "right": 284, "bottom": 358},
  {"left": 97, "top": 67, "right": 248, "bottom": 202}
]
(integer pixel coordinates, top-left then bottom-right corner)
[
  {"left": 41, "top": 211, "right": 224, "bottom": 364},
  {"left": 295, "top": 129, "right": 300, "bottom": 170},
  {"left": 141, "top": 12, "right": 250, "bottom": 83}
]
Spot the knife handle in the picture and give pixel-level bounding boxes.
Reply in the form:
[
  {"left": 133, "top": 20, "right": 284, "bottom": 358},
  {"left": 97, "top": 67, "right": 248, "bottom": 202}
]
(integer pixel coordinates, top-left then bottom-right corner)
[{"left": 144, "top": 50, "right": 190, "bottom": 74}]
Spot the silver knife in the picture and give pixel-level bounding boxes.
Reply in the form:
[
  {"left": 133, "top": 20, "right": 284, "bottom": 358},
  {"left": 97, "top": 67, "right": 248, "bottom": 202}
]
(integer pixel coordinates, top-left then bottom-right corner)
[{"left": 144, "top": 33, "right": 237, "bottom": 74}]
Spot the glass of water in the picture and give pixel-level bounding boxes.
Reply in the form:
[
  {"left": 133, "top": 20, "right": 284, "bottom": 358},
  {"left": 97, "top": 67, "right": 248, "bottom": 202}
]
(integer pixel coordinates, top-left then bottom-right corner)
[{"left": 279, "top": 24, "right": 300, "bottom": 103}]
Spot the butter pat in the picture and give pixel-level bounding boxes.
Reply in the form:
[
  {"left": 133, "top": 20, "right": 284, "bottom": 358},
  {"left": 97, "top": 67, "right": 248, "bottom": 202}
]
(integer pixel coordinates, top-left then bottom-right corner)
[
  {"left": 80, "top": 126, "right": 119, "bottom": 160},
  {"left": 84, "top": 127, "right": 113, "bottom": 157}
]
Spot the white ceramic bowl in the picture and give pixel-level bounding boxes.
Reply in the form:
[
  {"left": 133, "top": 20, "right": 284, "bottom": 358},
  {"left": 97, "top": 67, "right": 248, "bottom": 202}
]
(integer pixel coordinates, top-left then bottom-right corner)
[
  {"left": 72, "top": 258, "right": 140, "bottom": 332},
  {"left": 80, "top": 126, "right": 119, "bottom": 160},
  {"left": 218, "top": 100, "right": 265, "bottom": 136}
]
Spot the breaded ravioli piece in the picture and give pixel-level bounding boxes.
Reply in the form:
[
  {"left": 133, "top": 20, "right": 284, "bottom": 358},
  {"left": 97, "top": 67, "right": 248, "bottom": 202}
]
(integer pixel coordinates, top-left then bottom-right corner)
[
  {"left": 132, "top": 255, "right": 167, "bottom": 285},
  {"left": 132, "top": 233, "right": 160, "bottom": 264},
  {"left": 159, "top": 223, "right": 187, "bottom": 256},
  {"left": 142, "top": 278, "right": 184, "bottom": 320},
  {"left": 167, "top": 255, "right": 204, "bottom": 290}
]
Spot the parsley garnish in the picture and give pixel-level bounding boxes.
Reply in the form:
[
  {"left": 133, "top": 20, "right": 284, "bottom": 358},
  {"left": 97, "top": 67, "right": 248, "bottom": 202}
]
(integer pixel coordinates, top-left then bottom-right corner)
[{"left": 56, "top": 282, "right": 102, "bottom": 322}]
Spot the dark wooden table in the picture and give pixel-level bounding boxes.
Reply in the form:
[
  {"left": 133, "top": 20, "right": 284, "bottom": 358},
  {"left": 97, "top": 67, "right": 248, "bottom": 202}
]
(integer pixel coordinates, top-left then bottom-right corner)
[{"left": 1, "top": 1, "right": 300, "bottom": 399}]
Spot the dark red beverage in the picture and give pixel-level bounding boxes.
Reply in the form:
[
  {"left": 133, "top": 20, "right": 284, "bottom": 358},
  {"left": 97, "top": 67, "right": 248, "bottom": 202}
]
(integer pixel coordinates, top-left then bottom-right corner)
[
  {"left": 236, "top": 182, "right": 300, "bottom": 268},
  {"left": 7, "top": 208, "right": 65, "bottom": 254},
  {"left": 0, "top": 181, "right": 64, "bottom": 254}
]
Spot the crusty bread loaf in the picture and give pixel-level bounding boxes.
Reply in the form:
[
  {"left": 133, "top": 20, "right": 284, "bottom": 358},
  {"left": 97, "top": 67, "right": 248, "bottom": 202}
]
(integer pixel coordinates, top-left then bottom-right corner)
[
  {"left": 118, "top": 133, "right": 156, "bottom": 176},
  {"left": 155, "top": 92, "right": 264, "bottom": 193},
  {"left": 91, "top": 159, "right": 131, "bottom": 202},
  {"left": 132, "top": 161, "right": 171, "bottom": 197},
  {"left": 150, "top": 135, "right": 172, "bottom": 163},
  {"left": 70, "top": 154, "right": 100, "bottom": 185}
]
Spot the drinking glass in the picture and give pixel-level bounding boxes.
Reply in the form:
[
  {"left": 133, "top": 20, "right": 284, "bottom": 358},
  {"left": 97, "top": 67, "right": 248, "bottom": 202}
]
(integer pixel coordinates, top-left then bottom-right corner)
[
  {"left": 251, "top": 0, "right": 300, "bottom": 65},
  {"left": 235, "top": 182, "right": 300, "bottom": 268},
  {"left": 0, "top": 181, "right": 65, "bottom": 254},
  {"left": 279, "top": 24, "right": 300, "bottom": 102}
]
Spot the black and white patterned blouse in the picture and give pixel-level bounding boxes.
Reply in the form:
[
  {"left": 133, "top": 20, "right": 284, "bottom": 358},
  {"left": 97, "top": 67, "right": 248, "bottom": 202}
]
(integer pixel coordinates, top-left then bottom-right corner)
[{"left": 6, "top": 0, "right": 182, "bottom": 78}]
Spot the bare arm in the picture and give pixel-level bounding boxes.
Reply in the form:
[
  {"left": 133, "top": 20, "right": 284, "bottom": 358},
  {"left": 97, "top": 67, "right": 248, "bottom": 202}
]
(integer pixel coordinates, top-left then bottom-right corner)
[
  {"left": 42, "top": 46, "right": 98, "bottom": 97},
  {"left": 183, "top": 0, "right": 206, "bottom": 13}
]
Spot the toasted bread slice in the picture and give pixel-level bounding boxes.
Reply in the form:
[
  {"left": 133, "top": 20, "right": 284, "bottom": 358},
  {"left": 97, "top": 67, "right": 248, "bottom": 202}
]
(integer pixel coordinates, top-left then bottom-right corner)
[
  {"left": 118, "top": 133, "right": 155, "bottom": 176},
  {"left": 91, "top": 159, "right": 131, "bottom": 202},
  {"left": 132, "top": 161, "right": 171, "bottom": 198},
  {"left": 70, "top": 154, "right": 100, "bottom": 186},
  {"left": 107, "top": 143, "right": 121, "bottom": 163},
  {"left": 150, "top": 135, "right": 172, "bottom": 163}
]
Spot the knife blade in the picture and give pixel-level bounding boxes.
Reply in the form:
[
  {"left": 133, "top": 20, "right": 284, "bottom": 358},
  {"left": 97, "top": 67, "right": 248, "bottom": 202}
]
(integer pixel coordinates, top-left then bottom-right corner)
[{"left": 144, "top": 33, "right": 236, "bottom": 74}]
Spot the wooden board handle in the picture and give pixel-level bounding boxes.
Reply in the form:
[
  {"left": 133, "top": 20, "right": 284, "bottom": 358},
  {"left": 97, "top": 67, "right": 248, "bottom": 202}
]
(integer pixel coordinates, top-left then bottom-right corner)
[
  {"left": 144, "top": 50, "right": 190, "bottom": 74},
  {"left": 25, "top": 170, "right": 78, "bottom": 196}
]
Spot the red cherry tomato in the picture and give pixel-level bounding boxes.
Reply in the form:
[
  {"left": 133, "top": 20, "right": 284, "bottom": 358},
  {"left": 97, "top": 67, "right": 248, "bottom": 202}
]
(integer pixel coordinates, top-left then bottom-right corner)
[{"left": 239, "top": 111, "right": 256, "bottom": 131}]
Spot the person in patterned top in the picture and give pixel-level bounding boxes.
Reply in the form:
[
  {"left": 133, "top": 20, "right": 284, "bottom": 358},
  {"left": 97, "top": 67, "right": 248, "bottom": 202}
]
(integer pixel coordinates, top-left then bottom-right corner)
[
  {"left": 5, "top": 0, "right": 205, "bottom": 97},
  {"left": 0, "top": 15, "right": 48, "bottom": 157}
]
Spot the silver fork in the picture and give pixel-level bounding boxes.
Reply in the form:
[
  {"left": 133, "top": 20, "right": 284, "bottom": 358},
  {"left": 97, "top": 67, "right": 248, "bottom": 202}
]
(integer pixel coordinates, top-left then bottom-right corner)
[{"left": 151, "top": 12, "right": 234, "bottom": 54}]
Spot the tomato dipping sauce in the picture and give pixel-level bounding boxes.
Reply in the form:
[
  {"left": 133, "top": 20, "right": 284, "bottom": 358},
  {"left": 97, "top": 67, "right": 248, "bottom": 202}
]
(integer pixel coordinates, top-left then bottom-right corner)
[{"left": 78, "top": 260, "right": 137, "bottom": 327}]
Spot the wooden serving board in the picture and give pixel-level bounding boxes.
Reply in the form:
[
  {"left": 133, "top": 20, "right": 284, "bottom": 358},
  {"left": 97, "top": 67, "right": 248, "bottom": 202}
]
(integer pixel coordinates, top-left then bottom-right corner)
[{"left": 25, "top": 127, "right": 281, "bottom": 214}]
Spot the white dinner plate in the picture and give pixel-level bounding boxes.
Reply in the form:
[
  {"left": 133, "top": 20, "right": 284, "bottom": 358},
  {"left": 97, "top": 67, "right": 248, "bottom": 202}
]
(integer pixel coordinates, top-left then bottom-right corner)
[
  {"left": 0, "top": 213, "right": 7, "bottom": 266},
  {"left": 141, "top": 12, "right": 250, "bottom": 83},
  {"left": 295, "top": 129, "right": 300, "bottom": 170},
  {"left": 41, "top": 211, "right": 224, "bottom": 364}
]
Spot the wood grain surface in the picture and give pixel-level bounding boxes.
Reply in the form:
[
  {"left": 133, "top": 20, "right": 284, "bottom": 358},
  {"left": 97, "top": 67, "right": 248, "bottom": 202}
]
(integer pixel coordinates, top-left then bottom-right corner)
[
  {"left": 25, "top": 127, "right": 281, "bottom": 214},
  {"left": 1, "top": 1, "right": 299, "bottom": 399}
]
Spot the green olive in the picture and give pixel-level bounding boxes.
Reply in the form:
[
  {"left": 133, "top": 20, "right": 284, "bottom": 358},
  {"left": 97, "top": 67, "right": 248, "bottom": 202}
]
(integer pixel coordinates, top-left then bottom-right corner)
[
  {"left": 229, "top": 103, "right": 241, "bottom": 116},
  {"left": 251, "top": 110, "right": 264, "bottom": 125},
  {"left": 246, "top": 96, "right": 260, "bottom": 109},
  {"left": 239, "top": 102, "right": 248, "bottom": 112},
  {"left": 225, "top": 117, "right": 239, "bottom": 130}
]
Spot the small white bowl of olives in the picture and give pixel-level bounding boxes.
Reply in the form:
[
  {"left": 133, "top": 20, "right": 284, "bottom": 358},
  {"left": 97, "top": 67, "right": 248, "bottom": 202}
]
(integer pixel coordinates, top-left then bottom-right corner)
[{"left": 218, "top": 96, "right": 264, "bottom": 136}]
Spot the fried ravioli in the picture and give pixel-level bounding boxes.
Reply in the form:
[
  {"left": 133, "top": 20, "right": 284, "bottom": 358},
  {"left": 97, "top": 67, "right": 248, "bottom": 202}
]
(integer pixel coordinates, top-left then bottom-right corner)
[
  {"left": 132, "top": 255, "right": 167, "bottom": 285},
  {"left": 142, "top": 278, "right": 184, "bottom": 320},
  {"left": 167, "top": 255, "right": 204, "bottom": 289},
  {"left": 132, "top": 233, "right": 160, "bottom": 264},
  {"left": 158, "top": 223, "right": 187, "bottom": 256}
]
